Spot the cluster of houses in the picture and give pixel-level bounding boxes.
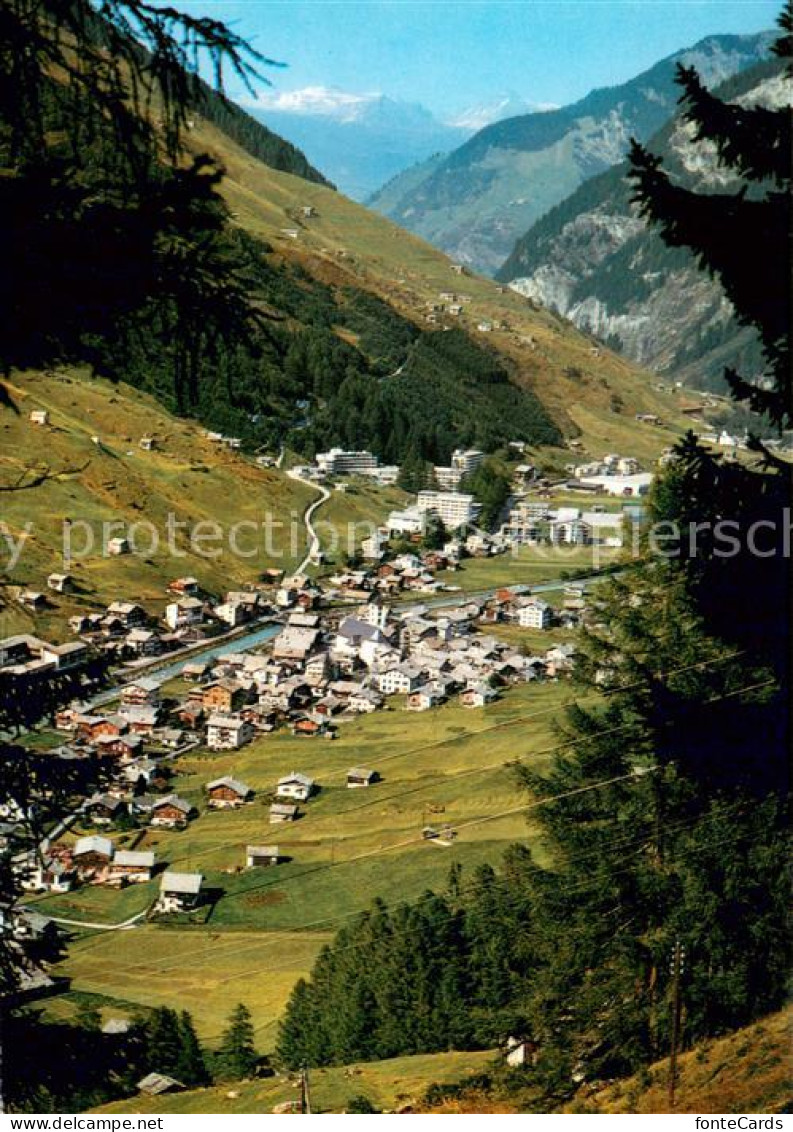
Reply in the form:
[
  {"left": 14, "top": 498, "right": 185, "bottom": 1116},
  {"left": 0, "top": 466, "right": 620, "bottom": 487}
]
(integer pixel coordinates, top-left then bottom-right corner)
[
  {"left": 60, "top": 578, "right": 274, "bottom": 662},
  {"left": 562, "top": 452, "right": 653, "bottom": 498}
]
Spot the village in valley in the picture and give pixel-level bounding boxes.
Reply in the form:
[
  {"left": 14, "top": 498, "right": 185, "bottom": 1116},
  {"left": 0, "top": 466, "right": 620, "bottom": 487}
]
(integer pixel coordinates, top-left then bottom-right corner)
[{"left": 2, "top": 436, "right": 657, "bottom": 1019}]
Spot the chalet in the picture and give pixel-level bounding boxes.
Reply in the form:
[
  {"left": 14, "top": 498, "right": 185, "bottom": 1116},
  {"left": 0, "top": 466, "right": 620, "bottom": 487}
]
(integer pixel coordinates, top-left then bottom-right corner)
[
  {"left": 121, "top": 677, "right": 162, "bottom": 707},
  {"left": 165, "top": 596, "right": 204, "bottom": 631},
  {"left": 21, "top": 860, "right": 74, "bottom": 893},
  {"left": 545, "top": 643, "right": 576, "bottom": 677},
  {"left": 292, "top": 714, "right": 328, "bottom": 738},
  {"left": 177, "top": 703, "right": 204, "bottom": 729},
  {"left": 107, "top": 536, "right": 130, "bottom": 555},
  {"left": 149, "top": 795, "right": 193, "bottom": 829},
  {"left": 246, "top": 845, "right": 279, "bottom": 867},
  {"left": 348, "top": 688, "right": 383, "bottom": 714},
  {"left": 84, "top": 793, "right": 126, "bottom": 825},
  {"left": 73, "top": 835, "right": 114, "bottom": 874},
  {"left": 154, "top": 727, "right": 186, "bottom": 750},
  {"left": 120, "top": 704, "right": 160, "bottom": 734},
  {"left": 18, "top": 590, "right": 47, "bottom": 611},
  {"left": 76, "top": 714, "right": 127, "bottom": 742},
  {"left": 110, "top": 850, "right": 155, "bottom": 883},
  {"left": 459, "top": 684, "right": 498, "bottom": 709},
  {"left": 125, "top": 628, "right": 161, "bottom": 656},
  {"left": 517, "top": 601, "right": 552, "bottom": 630},
  {"left": 123, "top": 758, "right": 159, "bottom": 786},
  {"left": 157, "top": 871, "right": 203, "bottom": 913},
  {"left": 276, "top": 772, "right": 314, "bottom": 802},
  {"left": 206, "top": 776, "right": 252, "bottom": 808},
  {"left": 346, "top": 767, "right": 378, "bottom": 789},
  {"left": 182, "top": 662, "right": 209, "bottom": 682},
  {"left": 202, "top": 679, "right": 245, "bottom": 714},
  {"left": 29, "top": 409, "right": 49, "bottom": 425},
  {"left": 314, "top": 694, "right": 343, "bottom": 717},
  {"left": 107, "top": 601, "right": 147, "bottom": 627},
  {"left": 47, "top": 572, "right": 74, "bottom": 594},
  {"left": 406, "top": 686, "right": 442, "bottom": 712},
  {"left": 69, "top": 613, "right": 100, "bottom": 634},
  {"left": 206, "top": 713, "right": 254, "bottom": 751},
  {"left": 169, "top": 576, "right": 200, "bottom": 596},
  {"left": 139, "top": 436, "right": 156, "bottom": 451},
  {"left": 269, "top": 802, "right": 299, "bottom": 824}
]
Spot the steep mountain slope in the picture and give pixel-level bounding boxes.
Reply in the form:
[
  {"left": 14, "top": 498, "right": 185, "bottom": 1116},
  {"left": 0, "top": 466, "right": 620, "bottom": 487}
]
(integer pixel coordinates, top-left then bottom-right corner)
[
  {"left": 248, "top": 91, "right": 470, "bottom": 200},
  {"left": 0, "top": 369, "right": 316, "bottom": 639},
  {"left": 90, "top": 1005, "right": 792, "bottom": 1114},
  {"left": 368, "top": 33, "right": 771, "bottom": 274},
  {"left": 498, "top": 60, "right": 787, "bottom": 392},
  {"left": 182, "top": 112, "right": 690, "bottom": 465}
]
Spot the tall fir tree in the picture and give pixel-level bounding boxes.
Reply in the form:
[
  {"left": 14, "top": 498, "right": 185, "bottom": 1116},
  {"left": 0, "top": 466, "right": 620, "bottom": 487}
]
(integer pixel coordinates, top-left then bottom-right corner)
[{"left": 218, "top": 1003, "right": 258, "bottom": 1080}]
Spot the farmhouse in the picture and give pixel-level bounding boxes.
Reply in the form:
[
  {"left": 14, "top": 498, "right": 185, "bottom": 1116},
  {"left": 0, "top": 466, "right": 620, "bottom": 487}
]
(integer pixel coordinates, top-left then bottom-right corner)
[
  {"left": 347, "top": 767, "right": 378, "bottom": 788},
  {"left": 459, "top": 684, "right": 497, "bottom": 708},
  {"left": 120, "top": 704, "right": 160, "bottom": 734},
  {"left": 202, "top": 679, "right": 245, "bottom": 714},
  {"left": 107, "top": 536, "right": 130, "bottom": 555},
  {"left": 292, "top": 714, "right": 328, "bottom": 738},
  {"left": 157, "top": 871, "right": 203, "bottom": 913},
  {"left": 76, "top": 714, "right": 126, "bottom": 742},
  {"left": 246, "top": 845, "right": 279, "bottom": 867},
  {"left": 121, "top": 677, "right": 162, "bottom": 706},
  {"left": 269, "top": 802, "right": 299, "bottom": 823},
  {"left": 29, "top": 409, "right": 49, "bottom": 425},
  {"left": 406, "top": 686, "right": 442, "bottom": 712},
  {"left": 276, "top": 771, "right": 314, "bottom": 802},
  {"left": 206, "top": 776, "right": 252, "bottom": 808},
  {"left": 149, "top": 795, "right": 193, "bottom": 829},
  {"left": 47, "top": 572, "right": 74, "bottom": 594},
  {"left": 84, "top": 793, "right": 126, "bottom": 825},
  {"left": 110, "top": 850, "right": 155, "bottom": 883},
  {"left": 206, "top": 713, "right": 254, "bottom": 751},
  {"left": 73, "top": 835, "right": 114, "bottom": 874}
]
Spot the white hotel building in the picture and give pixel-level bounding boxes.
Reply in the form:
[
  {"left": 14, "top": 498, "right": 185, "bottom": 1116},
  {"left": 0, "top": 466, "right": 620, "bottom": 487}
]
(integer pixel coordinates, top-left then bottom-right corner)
[{"left": 416, "top": 491, "right": 480, "bottom": 528}]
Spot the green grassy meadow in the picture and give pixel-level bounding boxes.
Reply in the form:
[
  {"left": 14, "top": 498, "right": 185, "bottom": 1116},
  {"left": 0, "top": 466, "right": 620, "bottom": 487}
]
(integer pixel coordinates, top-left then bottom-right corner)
[
  {"left": 94, "top": 1047, "right": 497, "bottom": 1113},
  {"left": 43, "top": 679, "right": 577, "bottom": 1046},
  {"left": 437, "top": 544, "right": 621, "bottom": 593}
]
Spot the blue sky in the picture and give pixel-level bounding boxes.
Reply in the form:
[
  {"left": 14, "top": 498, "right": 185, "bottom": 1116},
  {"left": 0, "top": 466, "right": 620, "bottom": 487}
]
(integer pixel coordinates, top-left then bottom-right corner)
[{"left": 177, "top": 0, "right": 780, "bottom": 117}]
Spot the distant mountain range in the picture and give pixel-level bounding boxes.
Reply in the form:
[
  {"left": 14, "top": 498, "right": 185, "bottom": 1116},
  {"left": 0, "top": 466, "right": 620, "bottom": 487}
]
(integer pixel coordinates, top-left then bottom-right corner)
[
  {"left": 498, "top": 59, "right": 788, "bottom": 393},
  {"left": 367, "top": 32, "right": 773, "bottom": 274},
  {"left": 245, "top": 87, "right": 550, "bottom": 200},
  {"left": 245, "top": 88, "right": 464, "bottom": 200}
]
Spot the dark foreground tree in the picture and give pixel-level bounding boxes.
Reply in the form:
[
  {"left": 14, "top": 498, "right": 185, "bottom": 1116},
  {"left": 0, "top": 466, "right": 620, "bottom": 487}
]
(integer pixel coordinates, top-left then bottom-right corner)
[{"left": 628, "top": 5, "right": 792, "bottom": 428}]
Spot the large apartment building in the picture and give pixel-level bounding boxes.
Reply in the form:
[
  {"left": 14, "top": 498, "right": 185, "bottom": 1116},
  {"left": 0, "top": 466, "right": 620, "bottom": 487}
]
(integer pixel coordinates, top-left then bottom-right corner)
[
  {"left": 433, "top": 448, "right": 484, "bottom": 491},
  {"left": 416, "top": 491, "right": 480, "bottom": 528},
  {"left": 315, "top": 448, "right": 379, "bottom": 476}
]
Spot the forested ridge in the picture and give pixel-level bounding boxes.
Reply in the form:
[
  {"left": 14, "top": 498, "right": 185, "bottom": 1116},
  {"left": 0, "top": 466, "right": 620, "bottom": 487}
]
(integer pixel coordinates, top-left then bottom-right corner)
[{"left": 0, "top": 1, "right": 560, "bottom": 466}]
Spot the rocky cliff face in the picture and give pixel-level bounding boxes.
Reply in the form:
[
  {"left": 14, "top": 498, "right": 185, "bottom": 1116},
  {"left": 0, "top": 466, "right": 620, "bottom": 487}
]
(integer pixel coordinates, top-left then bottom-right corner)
[
  {"left": 499, "top": 62, "right": 787, "bottom": 391},
  {"left": 367, "top": 33, "right": 772, "bottom": 275}
]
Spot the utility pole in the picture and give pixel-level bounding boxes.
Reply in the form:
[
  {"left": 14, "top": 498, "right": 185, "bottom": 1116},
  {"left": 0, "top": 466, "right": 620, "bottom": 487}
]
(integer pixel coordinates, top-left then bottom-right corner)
[{"left": 668, "top": 939, "right": 685, "bottom": 1109}]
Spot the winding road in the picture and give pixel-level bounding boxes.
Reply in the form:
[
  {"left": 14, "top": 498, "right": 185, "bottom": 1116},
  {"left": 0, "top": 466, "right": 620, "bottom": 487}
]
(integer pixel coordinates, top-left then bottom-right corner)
[{"left": 288, "top": 468, "right": 331, "bottom": 575}]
